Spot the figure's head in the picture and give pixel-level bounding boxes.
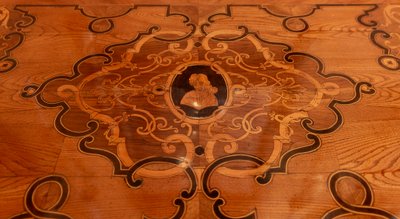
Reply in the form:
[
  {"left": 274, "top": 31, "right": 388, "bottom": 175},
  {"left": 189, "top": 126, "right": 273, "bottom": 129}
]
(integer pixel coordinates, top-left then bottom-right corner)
[{"left": 189, "top": 74, "right": 207, "bottom": 90}]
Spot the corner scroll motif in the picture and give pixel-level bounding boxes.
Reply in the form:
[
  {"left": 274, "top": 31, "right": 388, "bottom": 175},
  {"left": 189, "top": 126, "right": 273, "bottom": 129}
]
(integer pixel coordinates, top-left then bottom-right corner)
[
  {"left": 9, "top": 175, "right": 72, "bottom": 219},
  {"left": 323, "top": 170, "right": 397, "bottom": 219},
  {"left": 0, "top": 6, "right": 35, "bottom": 74},
  {"left": 348, "top": 4, "right": 400, "bottom": 71},
  {"left": 21, "top": 6, "right": 376, "bottom": 218},
  {"left": 369, "top": 5, "right": 400, "bottom": 71}
]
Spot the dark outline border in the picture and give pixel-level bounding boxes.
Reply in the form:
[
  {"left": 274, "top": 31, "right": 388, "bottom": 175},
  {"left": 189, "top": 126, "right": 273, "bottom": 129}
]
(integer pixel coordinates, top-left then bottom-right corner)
[
  {"left": 370, "top": 29, "right": 400, "bottom": 71},
  {"left": 89, "top": 5, "right": 196, "bottom": 36},
  {"left": 79, "top": 136, "right": 197, "bottom": 219},
  {"left": 200, "top": 4, "right": 378, "bottom": 35},
  {"left": 202, "top": 154, "right": 264, "bottom": 219},
  {"left": 0, "top": 6, "right": 35, "bottom": 74},
  {"left": 18, "top": 4, "right": 380, "bottom": 219},
  {"left": 10, "top": 175, "right": 71, "bottom": 219},
  {"left": 19, "top": 6, "right": 196, "bottom": 218},
  {"left": 199, "top": 5, "right": 376, "bottom": 217},
  {"left": 323, "top": 170, "right": 397, "bottom": 219},
  {"left": 352, "top": 4, "right": 400, "bottom": 71}
]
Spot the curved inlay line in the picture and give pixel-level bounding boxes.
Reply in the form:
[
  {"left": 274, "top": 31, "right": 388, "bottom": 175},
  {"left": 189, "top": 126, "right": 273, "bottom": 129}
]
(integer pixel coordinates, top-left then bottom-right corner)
[
  {"left": 323, "top": 170, "right": 397, "bottom": 219},
  {"left": 9, "top": 175, "right": 71, "bottom": 219}
]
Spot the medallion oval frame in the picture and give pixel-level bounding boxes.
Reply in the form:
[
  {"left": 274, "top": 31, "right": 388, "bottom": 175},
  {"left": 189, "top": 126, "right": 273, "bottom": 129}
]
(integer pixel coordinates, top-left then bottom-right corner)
[{"left": 165, "top": 61, "right": 232, "bottom": 125}]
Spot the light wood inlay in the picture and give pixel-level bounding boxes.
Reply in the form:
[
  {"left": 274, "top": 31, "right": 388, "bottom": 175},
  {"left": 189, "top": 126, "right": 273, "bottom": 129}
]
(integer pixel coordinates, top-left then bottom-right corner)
[{"left": 0, "top": 1, "right": 400, "bottom": 218}]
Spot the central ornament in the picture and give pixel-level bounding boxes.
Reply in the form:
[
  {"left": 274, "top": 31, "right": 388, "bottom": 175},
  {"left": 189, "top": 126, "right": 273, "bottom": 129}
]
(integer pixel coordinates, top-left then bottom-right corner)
[
  {"left": 22, "top": 24, "right": 374, "bottom": 218},
  {"left": 29, "top": 28, "right": 349, "bottom": 179},
  {"left": 176, "top": 68, "right": 219, "bottom": 112},
  {"left": 168, "top": 63, "right": 229, "bottom": 121}
]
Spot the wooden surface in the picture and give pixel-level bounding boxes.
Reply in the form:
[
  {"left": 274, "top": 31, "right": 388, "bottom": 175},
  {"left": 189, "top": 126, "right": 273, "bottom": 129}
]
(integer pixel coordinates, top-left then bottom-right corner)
[{"left": 0, "top": 1, "right": 400, "bottom": 218}]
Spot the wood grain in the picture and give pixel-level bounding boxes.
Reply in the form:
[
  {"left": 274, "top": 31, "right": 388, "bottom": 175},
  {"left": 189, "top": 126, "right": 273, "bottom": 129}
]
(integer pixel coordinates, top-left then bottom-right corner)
[{"left": 0, "top": 2, "right": 400, "bottom": 219}]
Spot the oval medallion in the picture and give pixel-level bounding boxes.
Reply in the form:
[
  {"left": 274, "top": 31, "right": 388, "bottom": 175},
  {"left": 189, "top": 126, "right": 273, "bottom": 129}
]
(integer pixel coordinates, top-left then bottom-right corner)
[
  {"left": 171, "top": 65, "right": 227, "bottom": 118},
  {"left": 165, "top": 61, "right": 231, "bottom": 124}
]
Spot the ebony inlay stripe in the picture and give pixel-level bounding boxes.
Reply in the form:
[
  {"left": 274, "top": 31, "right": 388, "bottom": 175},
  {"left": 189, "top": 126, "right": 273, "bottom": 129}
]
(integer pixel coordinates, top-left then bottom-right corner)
[
  {"left": 323, "top": 170, "right": 397, "bottom": 219},
  {"left": 256, "top": 134, "right": 321, "bottom": 184},
  {"left": 202, "top": 154, "right": 264, "bottom": 219},
  {"left": 0, "top": 6, "right": 35, "bottom": 74},
  {"left": 356, "top": 5, "right": 400, "bottom": 71},
  {"left": 10, "top": 175, "right": 71, "bottom": 219},
  {"left": 17, "top": 4, "right": 382, "bottom": 218}
]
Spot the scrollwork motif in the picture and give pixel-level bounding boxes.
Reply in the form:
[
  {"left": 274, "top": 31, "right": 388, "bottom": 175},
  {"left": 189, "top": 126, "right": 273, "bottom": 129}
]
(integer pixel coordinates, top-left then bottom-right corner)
[
  {"left": 21, "top": 6, "right": 376, "bottom": 218},
  {"left": 364, "top": 5, "right": 400, "bottom": 71},
  {"left": 9, "top": 175, "right": 72, "bottom": 219},
  {"left": 323, "top": 170, "right": 397, "bottom": 219},
  {"left": 0, "top": 6, "right": 35, "bottom": 74}
]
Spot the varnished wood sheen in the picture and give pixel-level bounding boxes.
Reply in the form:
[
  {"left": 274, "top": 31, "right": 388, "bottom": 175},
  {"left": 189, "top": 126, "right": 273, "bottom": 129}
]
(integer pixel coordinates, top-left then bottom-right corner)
[{"left": 0, "top": 1, "right": 400, "bottom": 218}]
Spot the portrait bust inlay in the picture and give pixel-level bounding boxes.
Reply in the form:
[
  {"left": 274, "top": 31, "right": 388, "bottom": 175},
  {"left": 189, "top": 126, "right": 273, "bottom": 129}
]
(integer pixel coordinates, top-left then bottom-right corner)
[
  {"left": 180, "top": 73, "right": 218, "bottom": 110},
  {"left": 171, "top": 65, "right": 227, "bottom": 118}
]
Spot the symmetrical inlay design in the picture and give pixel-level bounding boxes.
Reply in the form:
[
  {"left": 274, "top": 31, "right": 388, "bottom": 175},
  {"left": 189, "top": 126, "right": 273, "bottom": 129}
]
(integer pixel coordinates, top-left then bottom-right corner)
[
  {"left": 0, "top": 3, "right": 395, "bottom": 218},
  {"left": 20, "top": 5, "right": 379, "bottom": 218}
]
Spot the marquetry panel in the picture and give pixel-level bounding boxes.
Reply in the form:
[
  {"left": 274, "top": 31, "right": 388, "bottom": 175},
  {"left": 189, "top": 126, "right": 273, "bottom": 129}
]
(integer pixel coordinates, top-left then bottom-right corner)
[{"left": 0, "top": 2, "right": 399, "bottom": 219}]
